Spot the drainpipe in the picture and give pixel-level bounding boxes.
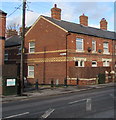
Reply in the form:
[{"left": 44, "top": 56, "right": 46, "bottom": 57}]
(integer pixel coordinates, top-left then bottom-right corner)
[
  {"left": 43, "top": 47, "right": 46, "bottom": 84},
  {"left": 111, "top": 39, "right": 115, "bottom": 82},
  {"left": 66, "top": 32, "right": 71, "bottom": 85}
]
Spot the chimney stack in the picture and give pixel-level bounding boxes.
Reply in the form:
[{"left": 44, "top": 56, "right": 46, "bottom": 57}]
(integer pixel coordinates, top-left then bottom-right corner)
[
  {"left": 19, "top": 27, "right": 30, "bottom": 36},
  {"left": 6, "top": 29, "right": 18, "bottom": 38},
  {"left": 0, "top": 10, "right": 7, "bottom": 65},
  {"left": 100, "top": 18, "right": 107, "bottom": 30},
  {"left": 0, "top": 10, "right": 7, "bottom": 95},
  {"left": 79, "top": 14, "right": 88, "bottom": 26},
  {"left": 51, "top": 4, "right": 61, "bottom": 20}
]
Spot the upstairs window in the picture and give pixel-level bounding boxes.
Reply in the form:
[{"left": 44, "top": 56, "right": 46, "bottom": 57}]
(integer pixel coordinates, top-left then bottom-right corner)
[
  {"left": 4, "top": 52, "right": 8, "bottom": 61},
  {"left": 103, "top": 42, "right": 109, "bottom": 54},
  {"left": 76, "top": 38, "right": 83, "bottom": 51},
  {"left": 92, "top": 40, "right": 96, "bottom": 52},
  {"left": 29, "top": 42, "right": 35, "bottom": 53}
]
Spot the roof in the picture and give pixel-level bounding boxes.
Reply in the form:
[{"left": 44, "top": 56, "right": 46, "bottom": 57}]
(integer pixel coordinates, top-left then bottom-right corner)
[
  {"left": 5, "top": 35, "right": 21, "bottom": 47},
  {"left": 42, "top": 16, "right": 115, "bottom": 40},
  {"left": 0, "top": 9, "right": 7, "bottom": 15}
]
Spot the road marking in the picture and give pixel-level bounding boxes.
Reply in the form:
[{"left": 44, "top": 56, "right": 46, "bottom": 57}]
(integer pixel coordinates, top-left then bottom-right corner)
[
  {"left": 4, "top": 112, "right": 29, "bottom": 119},
  {"left": 68, "top": 99, "right": 86, "bottom": 105},
  {"left": 41, "top": 108, "right": 55, "bottom": 118},
  {"left": 86, "top": 98, "right": 92, "bottom": 111}
]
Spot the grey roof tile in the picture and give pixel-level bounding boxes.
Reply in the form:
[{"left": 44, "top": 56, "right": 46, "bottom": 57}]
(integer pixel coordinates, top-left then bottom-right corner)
[
  {"left": 5, "top": 35, "right": 21, "bottom": 47},
  {"left": 43, "top": 16, "right": 115, "bottom": 40},
  {"left": 0, "top": 9, "right": 7, "bottom": 15}
]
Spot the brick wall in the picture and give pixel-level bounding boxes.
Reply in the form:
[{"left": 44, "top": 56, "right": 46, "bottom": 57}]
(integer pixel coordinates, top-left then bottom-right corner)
[
  {"left": 69, "top": 67, "right": 111, "bottom": 78},
  {"left": 0, "top": 13, "right": 6, "bottom": 65},
  {"left": 67, "top": 33, "right": 113, "bottom": 68},
  {"left": 25, "top": 16, "right": 67, "bottom": 84},
  {"left": 5, "top": 46, "right": 21, "bottom": 64},
  {"left": 24, "top": 16, "right": 115, "bottom": 85},
  {"left": 0, "top": 11, "right": 7, "bottom": 94}
]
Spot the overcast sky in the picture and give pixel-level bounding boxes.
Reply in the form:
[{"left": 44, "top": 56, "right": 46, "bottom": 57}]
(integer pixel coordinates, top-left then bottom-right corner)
[{"left": 0, "top": 1, "right": 115, "bottom": 31}]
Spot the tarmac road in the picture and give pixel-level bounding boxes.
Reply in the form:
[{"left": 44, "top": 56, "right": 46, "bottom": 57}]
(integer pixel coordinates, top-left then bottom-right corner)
[{"left": 2, "top": 86, "right": 115, "bottom": 119}]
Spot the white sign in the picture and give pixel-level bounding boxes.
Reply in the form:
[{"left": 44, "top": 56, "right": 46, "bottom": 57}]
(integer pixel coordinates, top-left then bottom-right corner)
[
  {"left": 7, "top": 79, "right": 16, "bottom": 86},
  {"left": 60, "top": 53, "right": 66, "bottom": 56}
]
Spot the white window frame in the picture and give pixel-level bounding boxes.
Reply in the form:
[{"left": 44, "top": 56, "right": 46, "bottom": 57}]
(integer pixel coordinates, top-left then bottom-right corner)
[
  {"left": 75, "top": 60, "right": 84, "bottom": 67},
  {"left": 76, "top": 38, "right": 84, "bottom": 51},
  {"left": 92, "top": 40, "right": 96, "bottom": 52},
  {"left": 92, "top": 61, "right": 97, "bottom": 67},
  {"left": 103, "top": 42, "right": 109, "bottom": 54},
  {"left": 4, "top": 53, "right": 8, "bottom": 61},
  {"left": 17, "top": 47, "right": 21, "bottom": 55},
  {"left": 29, "top": 42, "right": 35, "bottom": 53},
  {"left": 103, "top": 60, "right": 110, "bottom": 67},
  {"left": 28, "top": 65, "right": 34, "bottom": 78}
]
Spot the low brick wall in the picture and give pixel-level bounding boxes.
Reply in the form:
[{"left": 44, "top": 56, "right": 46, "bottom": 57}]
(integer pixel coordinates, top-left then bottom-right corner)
[
  {"left": 67, "top": 78, "right": 97, "bottom": 85},
  {"left": 78, "top": 79, "right": 97, "bottom": 85},
  {"left": 69, "top": 67, "right": 111, "bottom": 78}
]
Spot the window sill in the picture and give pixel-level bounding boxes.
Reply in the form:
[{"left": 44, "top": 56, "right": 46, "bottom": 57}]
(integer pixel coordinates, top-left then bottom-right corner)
[
  {"left": 75, "top": 66, "right": 84, "bottom": 67},
  {"left": 28, "top": 52, "right": 35, "bottom": 54},
  {"left": 92, "top": 51, "right": 97, "bottom": 54},
  {"left": 76, "top": 50, "right": 85, "bottom": 53},
  {"left": 17, "top": 53, "right": 21, "bottom": 55},
  {"left": 27, "top": 76, "right": 34, "bottom": 79},
  {"left": 103, "top": 52, "right": 110, "bottom": 55}
]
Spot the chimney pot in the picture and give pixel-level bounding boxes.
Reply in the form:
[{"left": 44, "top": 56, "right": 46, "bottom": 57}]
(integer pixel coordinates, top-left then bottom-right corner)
[
  {"left": 54, "top": 4, "right": 57, "bottom": 8},
  {"left": 6, "top": 29, "right": 18, "bottom": 38}
]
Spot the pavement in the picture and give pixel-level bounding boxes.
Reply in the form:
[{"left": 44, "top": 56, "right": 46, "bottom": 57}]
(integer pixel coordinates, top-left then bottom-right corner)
[{"left": 1, "top": 82, "right": 115, "bottom": 103}]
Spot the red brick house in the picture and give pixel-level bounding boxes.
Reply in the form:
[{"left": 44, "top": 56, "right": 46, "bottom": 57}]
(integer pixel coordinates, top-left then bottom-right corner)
[
  {"left": 5, "top": 35, "right": 21, "bottom": 64},
  {"left": 4, "top": 27, "right": 30, "bottom": 65},
  {"left": 0, "top": 10, "right": 7, "bottom": 65},
  {"left": 24, "top": 4, "right": 116, "bottom": 85}
]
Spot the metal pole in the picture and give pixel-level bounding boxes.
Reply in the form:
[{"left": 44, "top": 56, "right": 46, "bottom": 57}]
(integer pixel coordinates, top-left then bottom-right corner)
[{"left": 20, "top": 0, "right": 26, "bottom": 94}]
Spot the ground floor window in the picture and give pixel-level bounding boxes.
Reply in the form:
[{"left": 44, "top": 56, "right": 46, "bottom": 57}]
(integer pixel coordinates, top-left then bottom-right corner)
[
  {"left": 75, "top": 60, "right": 84, "bottom": 67},
  {"left": 103, "top": 60, "right": 110, "bottom": 66},
  {"left": 92, "top": 61, "right": 97, "bottom": 67},
  {"left": 28, "top": 65, "right": 34, "bottom": 77}
]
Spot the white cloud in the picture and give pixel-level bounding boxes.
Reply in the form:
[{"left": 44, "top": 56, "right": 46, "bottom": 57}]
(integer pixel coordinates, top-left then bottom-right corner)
[
  {"left": 52, "top": 2, "right": 114, "bottom": 31},
  {"left": 6, "top": 2, "right": 114, "bottom": 31},
  {"left": 89, "top": 23, "right": 99, "bottom": 29},
  {"left": 26, "top": 11, "right": 40, "bottom": 26},
  {"left": 6, "top": 15, "right": 21, "bottom": 28},
  {"left": 4, "top": 0, "right": 115, "bottom": 2},
  {"left": 6, "top": 11, "right": 49, "bottom": 28}
]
